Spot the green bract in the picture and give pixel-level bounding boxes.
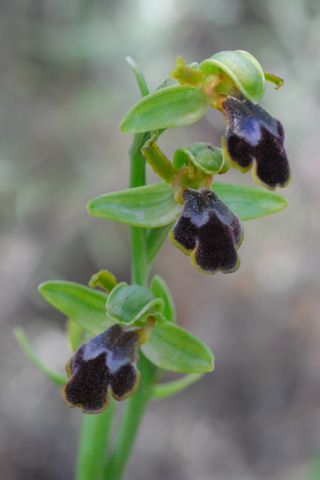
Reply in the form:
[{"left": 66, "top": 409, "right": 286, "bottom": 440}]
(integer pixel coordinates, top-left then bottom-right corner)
[
  {"left": 199, "top": 50, "right": 265, "bottom": 103},
  {"left": 120, "top": 84, "right": 207, "bottom": 133},
  {"left": 39, "top": 281, "right": 112, "bottom": 335},
  {"left": 106, "top": 283, "right": 164, "bottom": 326},
  {"left": 141, "top": 320, "right": 214, "bottom": 373},
  {"left": 173, "top": 142, "right": 226, "bottom": 175}
]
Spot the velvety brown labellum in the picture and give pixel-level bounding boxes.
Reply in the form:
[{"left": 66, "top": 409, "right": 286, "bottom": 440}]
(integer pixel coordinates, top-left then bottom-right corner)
[
  {"left": 62, "top": 324, "right": 140, "bottom": 413},
  {"left": 222, "top": 94, "right": 291, "bottom": 190},
  {"left": 170, "top": 188, "right": 243, "bottom": 274}
]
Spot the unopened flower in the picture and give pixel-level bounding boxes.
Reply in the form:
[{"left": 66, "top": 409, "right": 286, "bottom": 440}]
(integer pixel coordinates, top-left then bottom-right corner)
[
  {"left": 62, "top": 324, "right": 140, "bottom": 414},
  {"left": 221, "top": 94, "right": 291, "bottom": 190},
  {"left": 170, "top": 187, "right": 243, "bottom": 274}
]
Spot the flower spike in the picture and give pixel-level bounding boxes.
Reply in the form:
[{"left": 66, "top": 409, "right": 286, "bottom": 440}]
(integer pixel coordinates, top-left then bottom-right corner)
[
  {"left": 170, "top": 187, "right": 243, "bottom": 274},
  {"left": 62, "top": 324, "right": 141, "bottom": 414}
]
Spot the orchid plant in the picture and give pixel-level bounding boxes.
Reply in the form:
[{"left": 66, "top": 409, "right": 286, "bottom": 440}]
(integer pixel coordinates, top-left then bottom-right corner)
[{"left": 15, "top": 50, "right": 291, "bottom": 480}]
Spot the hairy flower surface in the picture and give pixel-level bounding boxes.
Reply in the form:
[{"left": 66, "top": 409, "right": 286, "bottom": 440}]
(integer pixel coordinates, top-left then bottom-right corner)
[
  {"left": 221, "top": 94, "right": 291, "bottom": 190},
  {"left": 170, "top": 187, "right": 243, "bottom": 274},
  {"left": 62, "top": 324, "right": 140, "bottom": 413}
]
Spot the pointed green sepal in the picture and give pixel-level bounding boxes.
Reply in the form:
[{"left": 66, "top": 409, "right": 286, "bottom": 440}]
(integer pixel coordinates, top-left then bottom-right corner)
[
  {"left": 120, "top": 84, "right": 208, "bottom": 133},
  {"left": 87, "top": 182, "right": 181, "bottom": 228},
  {"left": 150, "top": 275, "right": 176, "bottom": 323},
  {"left": 211, "top": 181, "right": 288, "bottom": 220},
  {"left": 39, "top": 281, "right": 112, "bottom": 335},
  {"left": 141, "top": 320, "right": 214, "bottom": 373},
  {"left": 173, "top": 142, "right": 226, "bottom": 175},
  {"left": 106, "top": 283, "right": 164, "bottom": 326}
]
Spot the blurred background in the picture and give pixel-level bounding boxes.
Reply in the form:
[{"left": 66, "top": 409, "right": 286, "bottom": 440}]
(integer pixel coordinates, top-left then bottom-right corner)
[{"left": 1, "top": 0, "right": 320, "bottom": 479}]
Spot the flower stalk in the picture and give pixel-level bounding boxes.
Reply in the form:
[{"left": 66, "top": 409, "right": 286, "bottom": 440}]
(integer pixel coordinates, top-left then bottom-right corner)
[{"left": 16, "top": 50, "right": 291, "bottom": 480}]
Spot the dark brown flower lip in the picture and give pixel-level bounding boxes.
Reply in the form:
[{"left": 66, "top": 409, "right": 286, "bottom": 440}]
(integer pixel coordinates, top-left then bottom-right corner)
[
  {"left": 62, "top": 324, "right": 140, "bottom": 414},
  {"left": 221, "top": 94, "right": 291, "bottom": 190},
  {"left": 170, "top": 187, "right": 243, "bottom": 275}
]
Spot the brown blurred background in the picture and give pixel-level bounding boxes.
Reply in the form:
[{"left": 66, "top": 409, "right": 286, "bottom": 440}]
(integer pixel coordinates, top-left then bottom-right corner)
[{"left": 1, "top": 0, "right": 320, "bottom": 479}]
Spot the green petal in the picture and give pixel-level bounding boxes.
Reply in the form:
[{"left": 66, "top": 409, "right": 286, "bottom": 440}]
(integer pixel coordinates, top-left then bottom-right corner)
[
  {"left": 141, "top": 320, "right": 214, "bottom": 373},
  {"left": 120, "top": 85, "right": 208, "bottom": 133},
  {"left": 211, "top": 181, "right": 288, "bottom": 220},
  {"left": 39, "top": 281, "right": 112, "bottom": 335},
  {"left": 106, "top": 283, "right": 164, "bottom": 326},
  {"left": 87, "top": 182, "right": 181, "bottom": 228},
  {"left": 150, "top": 275, "right": 176, "bottom": 323}
]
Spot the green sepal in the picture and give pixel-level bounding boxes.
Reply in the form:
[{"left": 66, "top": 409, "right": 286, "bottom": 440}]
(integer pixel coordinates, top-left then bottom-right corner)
[
  {"left": 14, "top": 328, "right": 67, "bottom": 385},
  {"left": 39, "top": 281, "right": 112, "bottom": 336},
  {"left": 173, "top": 142, "right": 226, "bottom": 175},
  {"left": 200, "top": 50, "right": 265, "bottom": 103},
  {"left": 106, "top": 283, "right": 164, "bottom": 326},
  {"left": 211, "top": 181, "right": 288, "bottom": 220},
  {"left": 141, "top": 320, "right": 214, "bottom": 373},
  {"left": 89, "top": 269, "right": 118, "bottom": 293},
  {"left": 120, "top": 84, "right": 208, "bottom": 133},
  {"left": 87, "top": 182, "right": 181, "bottom": 228},
  {"left": 150, "top": 275, "right": 176, "bottom": 323}
]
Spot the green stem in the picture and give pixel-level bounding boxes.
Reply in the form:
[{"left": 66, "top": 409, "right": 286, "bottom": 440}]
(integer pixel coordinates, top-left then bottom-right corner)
[
  {"left": 129, "top": 132, "right": 149, "bottom": 286},
  {"left": 104, "top": 93, "right": 161, "bottom": 478},
  {"left": 103, "top": 354, "right": 159, "bottom": 480},
  {"left": 76, "top": 399, "right": 116, "bottom": 480}
]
